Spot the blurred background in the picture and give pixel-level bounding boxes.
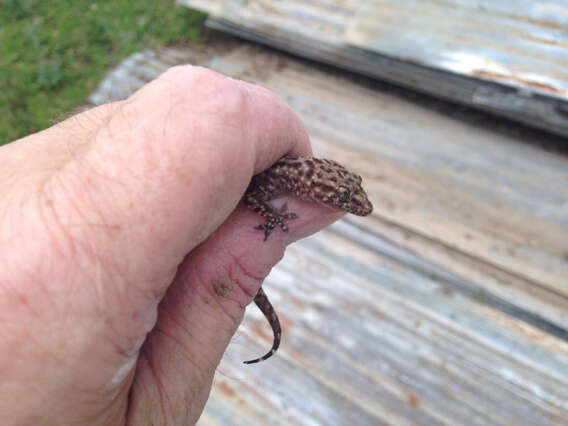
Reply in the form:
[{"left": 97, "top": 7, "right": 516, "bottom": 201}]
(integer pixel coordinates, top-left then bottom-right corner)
[
  {"left": 0, "top": 0, "right": 204, "bottom": 144},
  {"left": 2, "top": 1, "right": 568, "bottom": 425}
]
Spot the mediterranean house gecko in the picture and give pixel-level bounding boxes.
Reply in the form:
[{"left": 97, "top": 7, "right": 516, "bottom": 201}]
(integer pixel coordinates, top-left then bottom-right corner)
[{"left": 242, "top": 156, "right": 373, "bottom": 364}]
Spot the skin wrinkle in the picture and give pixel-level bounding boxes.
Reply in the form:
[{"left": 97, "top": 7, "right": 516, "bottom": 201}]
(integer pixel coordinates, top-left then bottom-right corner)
[
  {"left": 15, "top": 210, "right": 68, "bottom": 321},
  {"left": 89, "top": 255, "right": 127, "bottom": 316},
  {"left": 139, "top": 269, "right": 177, "bottom": 307},
  {"left": 99, "top": 99, "right": 146, "bottom": 156},
  {"left": 54, "top": 100, "right": 117, "bottom": 138},
  {"left": 85, "top": 119, "right": 163, "bottom": 226},
  {"left": 36, "top": 178, "right": 77, "bottom": 265},
  {"left": 82, "top": 392, "right": 125, "bottom": 426},
  {"left": 56, "top": 241, "right": 113, "bottom": 328},
  {"left": 219, "top": 213, "right": 276, "bottom": 288},
  {"left": 98, "top": 280, "right": 167, "bottom": 375},
  {"left": 0, "top": 268, "right": 45, "bottom": 323},
  {"left": 158, "top": 295, "right": 211, "bottom": 352},
  {"left": 227, "top": 250, "right": 266, "bottom": 284},
  {"left": 137, "top": 327, "right": 210, "bottom": 424},
  {"left": 42, "top": 173, "right": 130, "bottom": 295},
  {"left": 102, "top": 303, "right": 146, "bottom": 363},
  {"left": 152, "top": 323, "right": 202, "bottom": 368},
  {"left": 0, "top": 191, "right": 16, "bottom": 242},
  {"left": 117, "top": 128, "right": 158, "bottom": 182},
  {"left": 71, "top": 157, "right": 139, "bottom": 228},
  {"left": 59, "top": 108, "right": 116, "bottom": 180},
  {"left": 162, "top": 272, "right": 238, "bottom": 366},
  {"left": 30, "top": 326, "right": 69, "bottom": 368},
  {"left": 134, "top": 352, "right": 172, "bottom": 423},
  {"left": 126, "top": 382, "right": 135, "bottom": 422},
  {"left": 226, "top": 264, "right": 256, "bottom": 302},
  {"left": 53, "top": 124, "right": 91, "bottom": 171},
  {"left": 226, "top": 259, "right": 264, "bottom": 309}
]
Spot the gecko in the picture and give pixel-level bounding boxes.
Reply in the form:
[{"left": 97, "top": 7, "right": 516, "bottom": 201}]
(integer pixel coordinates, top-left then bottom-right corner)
[{"left": 242, "top": 156, "right": 373, "bottom": 364}]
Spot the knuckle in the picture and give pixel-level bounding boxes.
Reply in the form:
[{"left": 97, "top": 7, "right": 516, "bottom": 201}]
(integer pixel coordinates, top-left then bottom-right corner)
[
  {"left": 166, "top": 66, "right": 244, "bottom": 104},
  {"left": 163, "top": 65, "right": 249, "bottom": 125}
]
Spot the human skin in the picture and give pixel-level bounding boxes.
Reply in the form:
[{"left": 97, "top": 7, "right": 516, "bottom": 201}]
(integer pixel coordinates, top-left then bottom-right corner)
[{"left": 0, "top": 66, "right": 344, "bottom": 425}]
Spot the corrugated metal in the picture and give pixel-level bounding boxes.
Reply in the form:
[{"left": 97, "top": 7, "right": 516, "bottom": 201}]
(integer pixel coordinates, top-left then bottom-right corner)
[
  {"left": 88, "top": 39, "right": 568, "bottom": 425},
  {"left": 179, "top": 0, "right": 568, "bottom": 137}
]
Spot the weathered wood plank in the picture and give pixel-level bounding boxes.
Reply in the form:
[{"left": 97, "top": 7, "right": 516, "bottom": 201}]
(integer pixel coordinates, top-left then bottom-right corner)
[
  {"left": 178, "top": 0, "right": 568, "bottom": 137},
  {"left": 214, "top": 233, "right": 568, "bottom": 425},
  {"left": 345, "top": 0, "right": 568, "bottom": 99}
]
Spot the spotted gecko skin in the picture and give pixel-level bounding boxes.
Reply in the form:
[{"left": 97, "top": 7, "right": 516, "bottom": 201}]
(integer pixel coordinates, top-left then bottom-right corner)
[{"left": 242, "top": 156, "right": 373, "bottom": 364}]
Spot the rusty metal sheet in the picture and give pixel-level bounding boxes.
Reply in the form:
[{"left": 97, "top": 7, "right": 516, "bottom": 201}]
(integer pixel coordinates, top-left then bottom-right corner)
[
  {"left": 179, "top": 0, "right": 568, "bottom": 137},
  {"left": 88, "top": 39, "right": 568, "bottom": 425}
]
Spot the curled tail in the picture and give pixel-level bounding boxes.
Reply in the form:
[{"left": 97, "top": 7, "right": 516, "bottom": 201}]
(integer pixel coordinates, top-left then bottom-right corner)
[{"left": 244, "top": 287, "right": 282, "bottom": 364}]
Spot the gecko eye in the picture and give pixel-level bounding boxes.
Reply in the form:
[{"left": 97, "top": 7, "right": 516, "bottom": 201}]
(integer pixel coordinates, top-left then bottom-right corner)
[{"left": 337, "top": 186, "right": 351, "bottom": 202}]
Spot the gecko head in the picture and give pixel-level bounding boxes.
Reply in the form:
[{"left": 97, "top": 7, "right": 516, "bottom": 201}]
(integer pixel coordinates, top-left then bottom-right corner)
[
  {"left": 331, "top": 173, "right": 373, "bottom": 216},
  {"left": 308, "top": 158, "right": 374, "bottom": 216}
]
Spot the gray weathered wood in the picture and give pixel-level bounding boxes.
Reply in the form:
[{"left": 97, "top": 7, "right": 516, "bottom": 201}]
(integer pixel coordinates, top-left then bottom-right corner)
[
  {"left": 179, "top": 0, "right": 568, "bottom": 137},
  {"left": 345, "top": 0, "right": 568, "bottom": 98}
]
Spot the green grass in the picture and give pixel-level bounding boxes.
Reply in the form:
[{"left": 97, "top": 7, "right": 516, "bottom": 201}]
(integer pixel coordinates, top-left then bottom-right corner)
[{"left": 0, "top": 0, "right": 205, "bottom": 145}]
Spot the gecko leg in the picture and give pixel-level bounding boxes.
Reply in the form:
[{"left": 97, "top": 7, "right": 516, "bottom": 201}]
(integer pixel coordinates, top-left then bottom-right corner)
[
  {"left": 254, "top": 202, "right": 298, "bottom": 241},
  {"left": 244, "top": 287, "right": 282, "bottom": 364}
]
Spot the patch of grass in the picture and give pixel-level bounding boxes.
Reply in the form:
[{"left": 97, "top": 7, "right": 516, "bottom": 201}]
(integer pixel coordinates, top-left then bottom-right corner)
[{"left": 0, "top": 0, "right": 205, "bottom": 145}]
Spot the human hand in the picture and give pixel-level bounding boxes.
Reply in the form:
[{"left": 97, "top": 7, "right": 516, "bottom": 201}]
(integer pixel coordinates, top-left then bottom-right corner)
[{"left": 0, "top": 66, "right": 345, "bottom": 425}]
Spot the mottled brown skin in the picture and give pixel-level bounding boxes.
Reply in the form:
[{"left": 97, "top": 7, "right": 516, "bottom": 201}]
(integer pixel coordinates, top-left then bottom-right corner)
[{"left": 242, "top": 156, "right": 373, "bottom": 364}]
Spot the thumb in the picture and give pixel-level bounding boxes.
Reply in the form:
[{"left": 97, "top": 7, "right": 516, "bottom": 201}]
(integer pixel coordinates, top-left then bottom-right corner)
[{"left": 127, "top": 199, "right": 344, "bottom": 424}]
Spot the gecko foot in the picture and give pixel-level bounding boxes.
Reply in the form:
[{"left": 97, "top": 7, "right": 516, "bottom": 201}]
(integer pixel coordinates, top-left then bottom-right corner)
[{"left": 254, "top": 203, "right": 298, "bottom": 241}]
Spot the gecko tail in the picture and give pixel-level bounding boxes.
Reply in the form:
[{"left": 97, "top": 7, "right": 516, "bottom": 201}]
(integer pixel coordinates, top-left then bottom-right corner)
[
  {"left": 243, "top": 347, "right": 277, "bottom": 364},
  {"left": 243, "top": 287, "right": 282, "bottom": 365}
]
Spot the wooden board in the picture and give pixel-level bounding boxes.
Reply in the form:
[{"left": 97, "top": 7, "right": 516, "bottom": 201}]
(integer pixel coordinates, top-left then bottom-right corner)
[
  {"left": 87, "top": 38, "right": 568, "bottom": 425},
  {"left": 345, "top": 0, "right": 568, "bottom": 99},
  {"left": 201, "top": 237, "right": 568, "bottom": 425},
  {"left": 178, "top": 0, "right": 568, "bottom": 137}
]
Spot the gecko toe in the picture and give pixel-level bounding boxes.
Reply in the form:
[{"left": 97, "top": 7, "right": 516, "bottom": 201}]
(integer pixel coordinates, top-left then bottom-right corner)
[
  {"left": 253, "top": 209, "right": 297, "bottom": 241},
  {"left": 254, "top": 223, "right": 274, "bottom": 241}
]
